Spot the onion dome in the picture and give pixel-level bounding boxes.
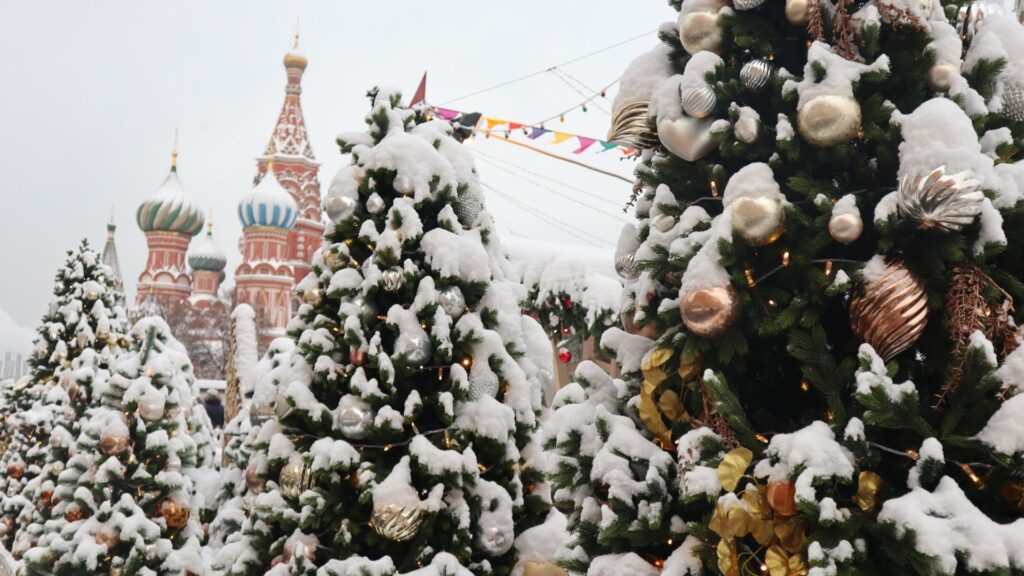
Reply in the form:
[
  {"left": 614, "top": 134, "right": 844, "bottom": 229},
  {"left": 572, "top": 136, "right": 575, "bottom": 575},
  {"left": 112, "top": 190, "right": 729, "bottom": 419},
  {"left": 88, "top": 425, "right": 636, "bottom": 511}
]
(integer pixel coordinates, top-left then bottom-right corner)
[
  {"left": 238, "top": 163, "right": 298, "bottom": 230},
  {"left": 188, "top": 222, "right": 228, "bottom": 272},
  {"left": 283, "top": 34, "right": 307, "bottom": 70},
  {"left": 136, "top": 150, "right": 205, "bottom": 236}
]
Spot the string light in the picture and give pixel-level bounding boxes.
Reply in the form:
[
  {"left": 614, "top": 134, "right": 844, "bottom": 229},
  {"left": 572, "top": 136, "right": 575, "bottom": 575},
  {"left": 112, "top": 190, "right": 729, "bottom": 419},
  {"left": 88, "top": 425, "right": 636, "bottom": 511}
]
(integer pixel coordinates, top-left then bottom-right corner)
[
  {"left": 824, "top": 260, "right": 833, "bottom": 276},
  {"left": 710, "top": 181, "right": 719, "bottom": 198},
  {"left": 755, "top": 434, "right": 769, "bottom": 443},
  {"left": 745, "top": 267, "right": 757, "bottom": 288},
  {"left": 906, "top": 448, "right": 919, "bottom": 460},
  {"left": 781, "top": 251, "right": 790, "bottom": 267},
  {"left": 800, "top": 380, "right": 810, "bottom": 392}
]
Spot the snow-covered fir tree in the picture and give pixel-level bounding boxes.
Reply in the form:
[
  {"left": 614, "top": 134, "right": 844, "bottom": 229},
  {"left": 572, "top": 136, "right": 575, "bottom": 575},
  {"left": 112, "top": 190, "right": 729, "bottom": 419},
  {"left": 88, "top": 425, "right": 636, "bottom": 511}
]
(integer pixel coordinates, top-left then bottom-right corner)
[
  {"left": 22, "top": 317, "right": 209, "bottom": 576},
  {"left": 547, "top": 1, "right": 1024, "bottom": 575},
  {"left": 213, "top": 87, "right": 552, "bottom": 576},
  {"left": 0, "top": 239, "right": 127, "bottom": 553}
]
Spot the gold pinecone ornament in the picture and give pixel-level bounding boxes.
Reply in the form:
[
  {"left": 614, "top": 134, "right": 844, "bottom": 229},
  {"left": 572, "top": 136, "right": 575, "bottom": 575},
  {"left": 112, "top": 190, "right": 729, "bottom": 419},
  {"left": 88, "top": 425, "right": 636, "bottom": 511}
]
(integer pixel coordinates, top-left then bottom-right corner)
[
  {"left": 850, "top": 258, "right": 928, "bottom": 360},
  {"left": 897, "top": 167, "right": 984, "bottom": 232}
]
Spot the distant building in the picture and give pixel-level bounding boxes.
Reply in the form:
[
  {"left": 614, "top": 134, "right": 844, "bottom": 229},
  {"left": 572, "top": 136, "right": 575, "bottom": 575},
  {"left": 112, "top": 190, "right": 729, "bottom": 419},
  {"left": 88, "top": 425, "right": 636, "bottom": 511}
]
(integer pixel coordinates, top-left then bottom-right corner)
[
  {"left": 1, "top": 352, "right": 27, "bottom": 380},
  {"left": 130, "top": 35, "right": 324, "bottom": 374}
]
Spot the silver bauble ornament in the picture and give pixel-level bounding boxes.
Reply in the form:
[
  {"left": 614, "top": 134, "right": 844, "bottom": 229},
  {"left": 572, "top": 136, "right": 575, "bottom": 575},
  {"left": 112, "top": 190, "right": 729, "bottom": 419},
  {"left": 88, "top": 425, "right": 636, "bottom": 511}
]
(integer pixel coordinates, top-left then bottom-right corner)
[
  {"left": 797, "top": 95, "right": 862, "bottom": 147},
  {"left": 734, "top": 115, "right": 761, "bottom": 144},
  {"left": 438, "top": 286, "right": 467, "bottom": 319},
  {"left": 740, "top": 59, "right": 774, "bottom": 93},
  {"left": 324, "top": 195, "right": 357, "bottom": 223},
  {"left": 734, "top": 0, "right": 767, "bottom": 9},
  {"left": 679, "top": 10, "right": 723, "bottom": 54},
  {"left": 278, "top": 458, "right": 312, "bottom": 499},
  {"left": 681, "top": 85, "right": 717, "bottom": 119},
  {"left": 828, "top": 212, "right": 864, "bottom": 244},
  {"left": 897, "top": 166, "right": 984, "bottom": 232},
  {"left": 615, "top": 252, "right": 640, "bottom": 280},
  {"left": 607, "top": 100, "right": 658, "bottom": 150},
  {"left": 275, "top": 393, "right": 294, "bottom": 420},
  {"left": 249, "top": 402, "right": 274, "bottom": 425},
  {"left": 785, "top": 0, "right": 810, "bottom": 25},
  {"left": 396, "top": 331, "right": 432, "bottom": 365},
  {"left": 657, "top": 116, "right": 719, "bottom": 161},
  {"left": 927, "top": 62, "right": 960, "bottom": 93},
  {"left": 336, "top": 395, "right": 372, "bottom": 439},
  {"left": 477, "top": 522, "right": 514, "bottom": 556},
  {"left": 1003, "top": 81, "right": 1024, "bottom": 123},
  {"left": 380, "top": 268, "right": 404, "bottom": 293},
  {"left": 731, "top": 197, "right": 784, "bottom": 246},
  {"left": 467, "top": 370, "right": 500, "bottom": 400},
  {"left": 366, "top": 193, "right": 386, "bottom": 214},
  {"left": 138, "top": 396, "right": 165, "bottom": 422},
  {"left": 651, "top": 213, "right": 675, "bottom": 232},
  {"left": 455, "top": 186, "right": 484, "bottom": 229},
  {"left": 372, "top": 503, "right": 425, "bottom": 542}
]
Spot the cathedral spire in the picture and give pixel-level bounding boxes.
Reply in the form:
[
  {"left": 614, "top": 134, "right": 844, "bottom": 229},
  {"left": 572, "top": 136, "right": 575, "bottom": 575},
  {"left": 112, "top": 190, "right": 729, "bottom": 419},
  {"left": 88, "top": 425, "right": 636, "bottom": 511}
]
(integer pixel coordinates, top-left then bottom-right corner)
[
  {"left": 101, "top": 214, "right": 124, "bottom": 306},
  {"left": 171, "top": 129, "right": 179, "bottom": 171},
  {"left": 267, "top": 34, "right": 314, "bottom": 159}
]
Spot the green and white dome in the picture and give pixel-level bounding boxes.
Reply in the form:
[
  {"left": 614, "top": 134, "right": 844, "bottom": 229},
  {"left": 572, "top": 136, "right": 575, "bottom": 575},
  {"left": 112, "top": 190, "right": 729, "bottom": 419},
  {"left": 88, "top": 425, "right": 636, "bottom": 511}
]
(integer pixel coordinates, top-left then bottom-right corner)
[{"left": 136, "top": 157, "right": 204, "bottom": 236}]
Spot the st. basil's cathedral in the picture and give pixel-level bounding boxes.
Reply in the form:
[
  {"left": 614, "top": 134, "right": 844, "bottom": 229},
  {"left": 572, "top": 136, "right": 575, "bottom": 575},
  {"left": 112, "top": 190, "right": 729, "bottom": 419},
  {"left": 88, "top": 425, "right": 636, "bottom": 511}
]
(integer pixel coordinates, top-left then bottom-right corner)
[{"left": 114, "top": 36, "right": 324, "bottom": 378}]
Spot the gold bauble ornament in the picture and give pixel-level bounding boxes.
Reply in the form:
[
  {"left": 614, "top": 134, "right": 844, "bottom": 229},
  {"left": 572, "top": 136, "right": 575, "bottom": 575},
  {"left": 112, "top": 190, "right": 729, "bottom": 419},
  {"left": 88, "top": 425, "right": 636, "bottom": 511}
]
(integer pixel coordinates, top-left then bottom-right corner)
[
  {"left": 100, "top": 433, "right": 130, "bottom": 456},
  {"left": 679, "top": 10, "right": 723, "bottom": 54},
  {"left": 679, "top": 285, "right": 742, "bottom": 338},
  {"left": 278, "top": 458, "right": 312, "bottom": 499},
  {"left": 785, "top": 0, "right": 810, "bottom": 25},
  {"left": 323, "top": 250, "right": 344, "bottom": 271},
  {"left": 302, "top": 288, "right": 322, "bottom": 307},
  {"left": 850, "top": 258, "right": 928, "bottom": 360},
  {"left": 109, "top": 566, "right": 124, "bottom": 576},
  {"left": 927, "top": 62, "right": 960, "bottom": 92},
  {"left": 371, "top": 503, "right": 425, "bottom": 542},
  {"left": 731, "top": 197, "right": 784, "bottom": 246},
  {"left": 797, "top": 95, "right": 862, "bottom": 147},
  {"left": 828, "top": 212, "right": 864, "bottom": 244},
  {"left": 95, "top": 525, "right": 119, "bottom": 547},
  {"left": 158, "top": 498, "right": 191, "bottom": 529},
  {"left": 523, "top": 560, "right": 567, "bottom": 576},
  {"left": 766, "top": 481, "right": 799, "bottom": 517}
]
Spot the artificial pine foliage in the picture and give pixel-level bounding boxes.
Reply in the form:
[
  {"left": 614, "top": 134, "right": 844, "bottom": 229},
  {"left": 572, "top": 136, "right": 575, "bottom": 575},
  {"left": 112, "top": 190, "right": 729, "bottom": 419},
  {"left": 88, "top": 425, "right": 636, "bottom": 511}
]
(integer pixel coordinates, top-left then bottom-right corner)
[
  {"left": 213, "top": 88, "right": 550, "bottom": 576},
  {"left": 548, "top": 1, "right": 1024, "bottom": 574},
  {"left": 22, "top": 317, "right": 209, "bottom": 576},
  {"left": 0, "top": 239, "right": 128, "bottom": 553}
]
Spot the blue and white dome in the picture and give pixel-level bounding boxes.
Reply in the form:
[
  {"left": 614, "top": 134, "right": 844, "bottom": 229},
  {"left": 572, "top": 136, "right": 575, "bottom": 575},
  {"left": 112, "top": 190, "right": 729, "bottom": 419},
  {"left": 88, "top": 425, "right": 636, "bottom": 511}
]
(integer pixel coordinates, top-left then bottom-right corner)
[
  {"left": 188, "top": 223, "right": 227, "bottom": 272},
  {"left": 238, "top": 167, "right": 298, "bottom": 230},
  {"left": 137, "top": 162, "right": 205, "bottom": 236}
]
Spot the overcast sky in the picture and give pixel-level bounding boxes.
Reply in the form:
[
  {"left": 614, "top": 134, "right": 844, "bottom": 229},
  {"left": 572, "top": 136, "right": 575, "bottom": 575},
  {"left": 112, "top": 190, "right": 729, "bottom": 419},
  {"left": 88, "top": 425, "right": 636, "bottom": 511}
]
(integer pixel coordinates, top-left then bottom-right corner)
[{"left": 0, "top": 0, "right": 670, "bottom": 351}]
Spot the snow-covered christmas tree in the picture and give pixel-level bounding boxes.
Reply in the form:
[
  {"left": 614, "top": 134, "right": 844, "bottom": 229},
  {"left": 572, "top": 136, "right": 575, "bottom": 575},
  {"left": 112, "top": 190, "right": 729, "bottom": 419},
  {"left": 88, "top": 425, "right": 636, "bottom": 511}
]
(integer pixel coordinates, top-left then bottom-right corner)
[
  {"left": 213, "top": 87, "right": 552, "bottom": 575},
  {"left": 0, "top": 239, "right": 127, "bottom": 553},
  {"left": 22, "top": 316, "right": 210, "bottom": 576},
  {"left": 548, "top": 1, "right": 1024, "bottom": 574}
]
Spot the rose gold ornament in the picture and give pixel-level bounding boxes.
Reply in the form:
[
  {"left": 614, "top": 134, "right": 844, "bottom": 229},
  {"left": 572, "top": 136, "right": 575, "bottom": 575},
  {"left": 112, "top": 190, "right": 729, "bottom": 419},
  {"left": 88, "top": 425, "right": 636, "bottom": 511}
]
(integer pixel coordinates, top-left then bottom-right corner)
[
  {"left": 0, "top": 516, "right": 13, "bottom": 536},
  {"left": 158, "top": 498, "right": 190, "bottom": 529},
  {"left": 679, "top": 285, "right": 742, "bottom": 338},
  {"left": 766, "top": 481, "right": 799, "bottom": 517},
  {"left": 850, "top": 258, "right": 928, "bottom": 360},
  {"left": 281, "top": 535, "right": 318, "bottom": 563},
  {"left": 64, "top": 505, "right": 85, "bottom": 523},
  {"left": 7, "top": 463, "right": 24, "bottom": 480},
  {"left": 350, "top": 347, "right": 367, "bottom": 367},
  {"left": 245, "top": 466, "right": 265, "bottom": 494},
  {"left": 95, "top": 525, "right": 119, "bottom": 547},
  {"left": 100, "top": 433, "right": 130, "bottom": 456},
  {"left": 40, "top": 489, "right": 53, "bottom": 506}
]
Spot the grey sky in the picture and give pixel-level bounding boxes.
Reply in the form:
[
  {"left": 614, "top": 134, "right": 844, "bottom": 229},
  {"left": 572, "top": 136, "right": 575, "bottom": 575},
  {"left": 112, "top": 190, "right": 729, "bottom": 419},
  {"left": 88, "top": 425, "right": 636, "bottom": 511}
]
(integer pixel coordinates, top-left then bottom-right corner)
[{"left": 0, "top": 0, "right": 669, "bottom": 350}]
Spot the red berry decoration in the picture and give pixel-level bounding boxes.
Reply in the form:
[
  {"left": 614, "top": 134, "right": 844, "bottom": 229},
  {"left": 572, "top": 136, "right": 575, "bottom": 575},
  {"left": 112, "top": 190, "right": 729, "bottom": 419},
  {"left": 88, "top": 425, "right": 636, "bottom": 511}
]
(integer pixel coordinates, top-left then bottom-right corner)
[{"left": 564, "top": 297, "right": 573, "bottom": 308}]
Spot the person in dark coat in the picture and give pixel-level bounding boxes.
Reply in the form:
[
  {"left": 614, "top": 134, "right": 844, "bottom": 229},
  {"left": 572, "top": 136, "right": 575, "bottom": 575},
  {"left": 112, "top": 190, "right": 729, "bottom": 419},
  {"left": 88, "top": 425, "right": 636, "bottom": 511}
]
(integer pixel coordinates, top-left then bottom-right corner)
[{"left": 203, "top": 394, "right": 224, "bottom": 428}]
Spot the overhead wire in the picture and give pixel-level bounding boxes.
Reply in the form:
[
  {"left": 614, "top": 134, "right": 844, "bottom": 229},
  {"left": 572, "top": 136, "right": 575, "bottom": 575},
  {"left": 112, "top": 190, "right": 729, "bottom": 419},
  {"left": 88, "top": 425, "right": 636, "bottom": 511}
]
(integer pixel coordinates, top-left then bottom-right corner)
[
  {"left": 436, "top": 29, "right": 656, "bottom": 106},
  {"left": 548, "top": 68, "right": 612, "bottom": 115},
  {"left": 480, "top": 182, "right": 613, "bottom": 247}
]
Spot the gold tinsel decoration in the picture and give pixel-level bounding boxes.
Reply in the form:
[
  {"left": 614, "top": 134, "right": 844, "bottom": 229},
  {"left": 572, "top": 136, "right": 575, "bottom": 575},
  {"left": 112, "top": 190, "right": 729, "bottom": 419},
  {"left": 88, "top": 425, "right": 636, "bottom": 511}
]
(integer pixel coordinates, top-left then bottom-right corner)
[{"left": 936, "top": 263, "right": 1021, "bottom": 407}]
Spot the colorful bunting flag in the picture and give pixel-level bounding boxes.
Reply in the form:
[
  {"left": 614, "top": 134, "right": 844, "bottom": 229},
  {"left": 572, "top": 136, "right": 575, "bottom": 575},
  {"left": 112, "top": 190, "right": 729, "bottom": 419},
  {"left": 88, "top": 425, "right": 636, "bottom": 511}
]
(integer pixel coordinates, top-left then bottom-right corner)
[
  {"left": 432, "top": 107, "right": 631, "bottom": 155},
  {"left": 551, "top": 132, "right": 574, "bottom": 144},
  {"left": 573, "top": 136, "right": 597, "bottom": 154}
]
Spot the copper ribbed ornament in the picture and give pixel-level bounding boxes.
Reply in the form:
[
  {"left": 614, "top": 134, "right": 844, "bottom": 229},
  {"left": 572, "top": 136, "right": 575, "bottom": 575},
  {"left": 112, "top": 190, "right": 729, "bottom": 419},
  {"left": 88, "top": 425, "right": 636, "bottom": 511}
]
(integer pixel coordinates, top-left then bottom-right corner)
[
  {"left": 850, "top": 259, "right": 928, "bottom": 360},
  {"left": 897, "top": 167, "right": 983, "bottom": 232},
  {"left": 607, "top": 100, "right": 657, "bottom": 150},
  {"left": 372, "top": 503, "right": 425, "bottom": 542}
]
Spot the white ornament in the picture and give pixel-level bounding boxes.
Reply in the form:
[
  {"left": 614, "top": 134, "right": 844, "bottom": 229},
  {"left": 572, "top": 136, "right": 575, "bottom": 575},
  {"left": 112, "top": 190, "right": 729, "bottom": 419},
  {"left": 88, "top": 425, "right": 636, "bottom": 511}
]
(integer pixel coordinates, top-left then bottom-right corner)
[
  {"left": 455, "top": 186, "right": 484, "bottom": 228},
  {"left": 468, "top": 370, "right": 500, "bottom": 400},
  {"left": 336, "top": 394, "right": 372, "bottom": 439},
  {"left": 477, "top": 522, "right": 514, "bottom": 556},
  {"left": 657, "top": 116, "right": 720, "bottom": 162},
  {"left": 396, "top": 331, "right": 432, "bottom": 365},
  {"left": 324, "top": 195, "right": 356, "bottom": 223},
  {"left": 366, "top": 193, "right": 385, "bottom": 214},
  {"left": 438, "top": 286, "right": 466, "bottom": 319},
  {"left": 138, "top": 393, "right": 165, "bottom": 422}
]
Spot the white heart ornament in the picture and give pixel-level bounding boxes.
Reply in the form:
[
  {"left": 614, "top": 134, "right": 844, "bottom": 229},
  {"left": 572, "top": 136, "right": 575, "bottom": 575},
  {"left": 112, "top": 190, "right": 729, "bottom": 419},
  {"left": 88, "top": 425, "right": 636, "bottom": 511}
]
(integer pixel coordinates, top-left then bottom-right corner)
[{"left": 657, "top": 116, "right": 719, "bottom": 162}]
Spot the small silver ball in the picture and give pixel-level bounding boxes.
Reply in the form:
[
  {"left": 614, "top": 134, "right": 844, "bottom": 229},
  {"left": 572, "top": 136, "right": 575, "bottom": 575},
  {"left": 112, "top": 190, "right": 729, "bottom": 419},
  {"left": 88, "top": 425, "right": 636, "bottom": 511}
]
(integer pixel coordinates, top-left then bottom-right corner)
[
  {"left": 325, "top": 195, "right": 356, "bottom": 223},
  {"left": 681, "top": 84, "right": 717, "bottom": 119},
  {"left": 336, "top": 395, "right": 372, "bottom": 439},
  {"left": 438, "top": 286, "right": 466, "bottom": 320},
  {"left": 740, "top": 59, "right": 774, "bottom": 93},
  {"left": 615, "top": 252, "right": 640, "bottom": 280}
]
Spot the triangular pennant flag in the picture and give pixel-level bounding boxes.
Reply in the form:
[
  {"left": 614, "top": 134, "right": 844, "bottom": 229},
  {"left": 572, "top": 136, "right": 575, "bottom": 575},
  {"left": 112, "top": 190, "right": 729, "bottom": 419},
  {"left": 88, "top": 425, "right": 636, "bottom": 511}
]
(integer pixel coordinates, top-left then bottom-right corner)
[
  {"left": 599, "top": 141, "right": 619, "bottom": 152},
  {"left": 528, "top": 127, "right": 550, "bottom": 140},
  {"left": 551, "top": 132, "right": 574, "bottom": 144},
  {"left": 573, "top": 136, "right": 597, "bottom": 154},
  {"left": 620, "top": 147, "right": 637, "bottom": 155},
  {"left": 508, "top": 122, "right": 524, "bottom": 131},
  {"left": 485, "top": 117, "right": 507, "bottom": 130},
  {"left": 434, "top": 108, "right": 460, "bottom": 121},
  {"left": 409, "top": 72, "right": 428, "bottom": 107}
]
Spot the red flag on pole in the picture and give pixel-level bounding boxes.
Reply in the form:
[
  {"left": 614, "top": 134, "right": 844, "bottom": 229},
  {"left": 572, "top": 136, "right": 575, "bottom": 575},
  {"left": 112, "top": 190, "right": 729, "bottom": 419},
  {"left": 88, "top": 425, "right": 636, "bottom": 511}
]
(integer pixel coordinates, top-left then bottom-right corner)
[{"left": 410, "top": 72, "right": 427, "bottom": 107}]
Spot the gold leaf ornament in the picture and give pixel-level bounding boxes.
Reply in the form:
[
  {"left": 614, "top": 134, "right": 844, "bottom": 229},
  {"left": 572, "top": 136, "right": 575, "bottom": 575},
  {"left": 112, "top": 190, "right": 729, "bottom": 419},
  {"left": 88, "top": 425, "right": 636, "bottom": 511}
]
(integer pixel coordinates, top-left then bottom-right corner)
[
  {"left": 639, "top": 378, "right": 673, "bottom": 448},
  {"left": 773, "top": 515, "right": 807, "bottom": 554},
  {"left": 766, "top": 545, "right": 808, "bottom": 576},
  {"left": 853, "top": 471, "right": 883, "bottom": 512},
  {"left": 658, "top": 390, "right": 688, "bottom": 422},
  {"left": 717, "top": 538, "right": 740, "bottom": 576},
  {"left": 717, "top": 447, "right": 754, "bottom": 492},
  {"left": 709, "top": 502, "right": 753, "bottom": 540}
]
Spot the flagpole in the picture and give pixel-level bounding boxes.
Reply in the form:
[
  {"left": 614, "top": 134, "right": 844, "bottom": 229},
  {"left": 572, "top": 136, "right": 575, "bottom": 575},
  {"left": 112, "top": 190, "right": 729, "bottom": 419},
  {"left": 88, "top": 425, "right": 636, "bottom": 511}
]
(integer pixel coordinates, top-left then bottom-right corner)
[{"left": 479, "top": 131, "right": 633, "bottom": 184}]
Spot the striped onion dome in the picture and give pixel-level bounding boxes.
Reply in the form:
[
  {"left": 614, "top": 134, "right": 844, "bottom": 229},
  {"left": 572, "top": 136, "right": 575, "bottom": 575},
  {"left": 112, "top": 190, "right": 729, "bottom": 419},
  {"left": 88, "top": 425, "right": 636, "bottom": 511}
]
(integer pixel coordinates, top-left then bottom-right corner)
[
  {"left": 238, "top": 167, "right": 297, "bottom": 230},
  {"left": 136, "top": 162, "right": 205, "bottom": 236},
  {"left": 188, "top": 223, "right": 227, "bottom": 272}
]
